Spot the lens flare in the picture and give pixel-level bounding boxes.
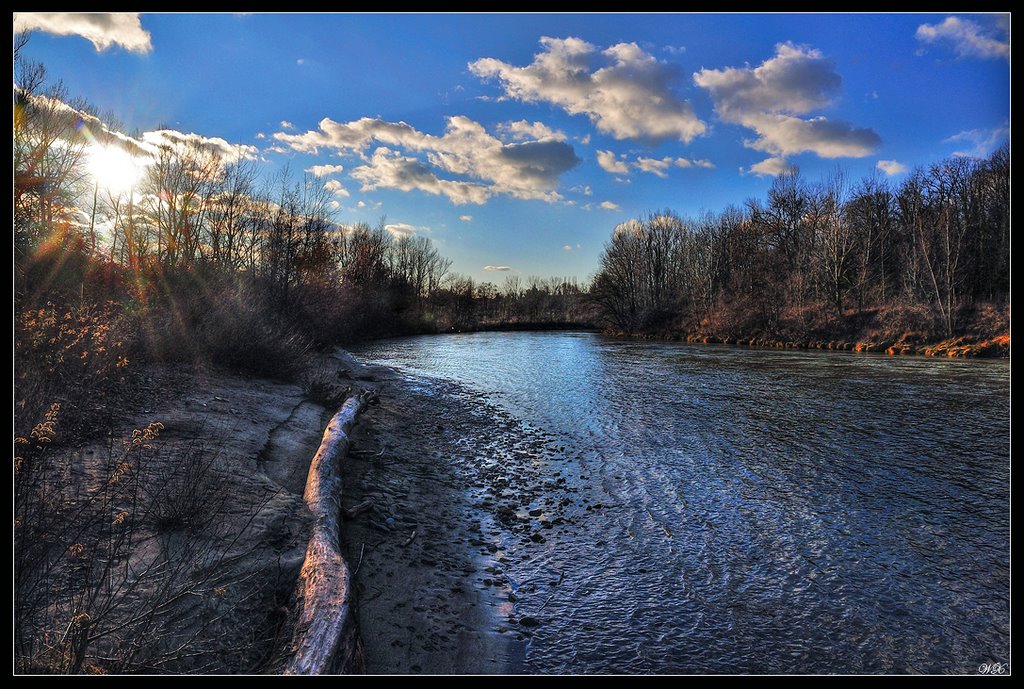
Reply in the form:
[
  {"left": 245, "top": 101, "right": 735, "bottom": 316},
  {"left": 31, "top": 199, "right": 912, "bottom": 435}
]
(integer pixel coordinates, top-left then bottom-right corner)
[{"left": 87, "top": 144, "right": 143, "bottom": 194}]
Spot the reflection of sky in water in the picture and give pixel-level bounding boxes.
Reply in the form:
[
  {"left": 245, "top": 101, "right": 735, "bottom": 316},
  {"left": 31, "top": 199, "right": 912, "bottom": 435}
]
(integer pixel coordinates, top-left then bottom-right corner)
[{"left": 351, "top": 333, "right": 1010, "bottom": 674}]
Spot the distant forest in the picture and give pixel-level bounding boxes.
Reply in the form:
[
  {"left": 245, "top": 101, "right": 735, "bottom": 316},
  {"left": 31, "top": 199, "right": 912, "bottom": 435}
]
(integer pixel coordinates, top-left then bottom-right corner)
[{"left": 591, "top": 148, "right": 1009, "bottom": 343}]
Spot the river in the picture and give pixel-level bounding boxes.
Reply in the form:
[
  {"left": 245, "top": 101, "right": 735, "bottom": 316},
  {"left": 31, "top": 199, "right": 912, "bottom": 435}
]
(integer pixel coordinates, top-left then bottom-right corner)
[{"left": 350, "top": 331, "right": 1010, "bottom": 674}]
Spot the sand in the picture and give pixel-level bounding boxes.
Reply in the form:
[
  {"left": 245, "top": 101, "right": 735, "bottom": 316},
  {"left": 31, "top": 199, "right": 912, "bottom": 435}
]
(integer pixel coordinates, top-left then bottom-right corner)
[
  {"left": 333, "top": 350, "right": 526, "bottom": 674},
  {"left": 38, "top": 362, "right": 334, "bottom": 673}
]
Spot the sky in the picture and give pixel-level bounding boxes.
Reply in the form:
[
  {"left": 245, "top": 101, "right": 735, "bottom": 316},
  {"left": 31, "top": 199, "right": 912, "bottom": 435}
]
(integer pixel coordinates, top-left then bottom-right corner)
[{"left": 14, "top": 12, "right": 1010, "bottom": 284}]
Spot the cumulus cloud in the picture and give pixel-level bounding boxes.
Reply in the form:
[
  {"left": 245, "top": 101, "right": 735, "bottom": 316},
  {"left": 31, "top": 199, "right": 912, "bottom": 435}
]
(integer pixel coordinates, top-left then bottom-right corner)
[
  {"left": 274, "top": 115, "right": 580, "bottom": 205},
  {"left": 944, "top": 124, "right": 1009, "bottom": 158},
  {"left": 596, "top": 149, "right": 630, "bottom": 174},
  {"left": 634, "top": 155, "right": 715, "bottom": 177},
  {"left": 470, "top": 36, "right": 706, "bottom": 143},
  {"left": 497, "top": 119, "right": 567, "bottom": 142},
  {"left": 14, "top": 12, "right": 152, "bottom": 53},
  {"left": 280, "top": 120, "right": 296, "bottom": 130},
  {"left": 350, "top": 147, "right": 491, "bottom": 206},
  {"left": 634, "top": 156, "right": 672, "bottom": 177},
  {"left": 695, "top": 42, "right": 880, "bottom": 166},
  {"left": 323, "top": 179, "right": 350, "bottom": 197},
  {"left": 562, "top": 244, "right": 573, "bottom": 251},
  {"left": 613, "top": 219, "right": 643, "bottom": 237},
  {"left": 483, "top": 265, "right": 514, "bottom": 271},
  {"left": 17, "top": 93, "right": 150, "bottom": 159},
  {"left": 600, "top": 200, "right": 621, "bottom": 211},
  {"left": 876, "top": 159, "right": 908, "bottom": 176},
  {"left": 141, "top": 130, "right": 259, "bottom": 164},
  {"left": 307, "top": 163, "right": 345, "bottom": 177},
  {"left": 597, "top": 151, "right": 714, "bottom": 178},
  {"left": 20, "top": 90, "right": 260, "bottom": 171},
  {"left": 384, "top": 222, "right": 428, "bottom": 238},
  {"left": 916, "top": 16, "right": 1009, "bottom": 60},
  {"left": 743, "top": 156, "right": 797, "bottom": 177},
  {"left": 459, "top": 214, "right": 473, "bottom": 222}
]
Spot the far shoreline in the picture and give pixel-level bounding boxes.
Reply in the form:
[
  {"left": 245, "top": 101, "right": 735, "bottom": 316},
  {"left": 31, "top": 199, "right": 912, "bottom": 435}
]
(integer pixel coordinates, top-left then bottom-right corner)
[{"left": 351, "top": 327, "right": 1011, "bottom": 361}]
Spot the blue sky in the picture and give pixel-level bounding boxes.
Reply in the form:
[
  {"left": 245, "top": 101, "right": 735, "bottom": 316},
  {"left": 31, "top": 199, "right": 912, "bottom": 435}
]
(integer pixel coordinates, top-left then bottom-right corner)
[{"left": 15, "top": 12, "right": 1010, "bottom": 284}]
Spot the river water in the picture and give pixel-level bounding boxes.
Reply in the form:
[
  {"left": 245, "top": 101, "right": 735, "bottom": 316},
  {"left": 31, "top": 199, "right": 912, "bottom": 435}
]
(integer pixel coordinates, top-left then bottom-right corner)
[{"left": 350, "top": 331, "right": 1010, "bottom": 674}]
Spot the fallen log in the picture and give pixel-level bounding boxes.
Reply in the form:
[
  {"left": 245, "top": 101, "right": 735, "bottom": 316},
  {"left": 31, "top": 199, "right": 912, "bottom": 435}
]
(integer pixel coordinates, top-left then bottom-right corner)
[{"left": 285, "top": 389, "right": 374, "bottom": 675}]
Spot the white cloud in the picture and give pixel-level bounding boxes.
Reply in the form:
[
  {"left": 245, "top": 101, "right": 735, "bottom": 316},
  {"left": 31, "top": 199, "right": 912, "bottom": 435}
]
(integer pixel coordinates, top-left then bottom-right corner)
[
  {"left": 497, "top": 119, "right": 567, "bottom": 142},
  {"left": 324, "top": 179, "right": 350, "bottom": 197},
  {"left": 384, "top": 222, "right": 429, "bottom": 238},
  {"left": 356, "top": 200, "right": 367, "bottom": 209},
  {"left": 459, "top": 214, "right": 473, "bottom": 222},
  {"left": 596, "top": 149, "right": 630, "bottom": 174},
  {"left": 743, "top": 156, "right": 796, "bottom": 177},
  {"left": 14, "top": 12, "right": 151, "bottom": 53},
  {"left": 694, "top": 42, "right": 880, "bottom": 160},
  {"left": 350, "top": 147, "right": 491, "bottom": 206},
  {"left": 676, "top": 157, "right": 715, "bottom": 169},
  {"left": 876, "top": 159, "right": 908, "bottom": 176},
  {"left": 17, "top": 91, "right": 259, "bottom": 177},
  {"left": 916, "top": 16, "right": 1009, "bottom": 60},
  {"left": 600, "top": 200, "right": 621, "bottom": 211},
  {"left": 274, "top": 115, "right": 580, "bottom": 205},
  {"left": 280, "top": 120, "right": 296, "bottom": 130},
  {"left": 562, "top": 244, "right": 573, "bottom": 251},
  {"left": 634, "top": 156, "right": 672, "bottom": 178},
  {"left": 944, "top": 125, "right": 1009, "bottom": 158},
  {"left": 663, "top": 45, "right": 687, "bottom": 56},
  {"left": 307, "top": 163, "right": 345, "bottom": 177},
  {"left": 602, "top": 153, "right": 715, "bottom": 178},
  {"left": 470, "top": 36, "right": 706, "bottom": 143},
  {"left": 613, "top": 219, "right": 643, "bottom": 237},
  {"left": 255, "top": 132, "right": 266, "bottom": 140},
  {"left": 483, "top": 265, "right": 514, "bottom": 271},
  {"left": 141, "top": 129, "right": 259, "bottom": 164}
]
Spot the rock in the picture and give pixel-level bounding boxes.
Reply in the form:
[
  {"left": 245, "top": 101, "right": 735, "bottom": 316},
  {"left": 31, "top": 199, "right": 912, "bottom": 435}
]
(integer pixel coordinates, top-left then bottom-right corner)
[{"left": 519, "top": 616, "right": 541, "bottom": 627}]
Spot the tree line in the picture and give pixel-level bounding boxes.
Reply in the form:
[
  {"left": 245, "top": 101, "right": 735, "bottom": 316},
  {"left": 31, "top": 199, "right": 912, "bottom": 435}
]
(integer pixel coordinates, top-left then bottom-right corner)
[
  {"left": 591, "top": 150, "right": 1009, "bottom": 343},
  {"left": 14, "top": 37, "right": 590, "bottom": 349}
]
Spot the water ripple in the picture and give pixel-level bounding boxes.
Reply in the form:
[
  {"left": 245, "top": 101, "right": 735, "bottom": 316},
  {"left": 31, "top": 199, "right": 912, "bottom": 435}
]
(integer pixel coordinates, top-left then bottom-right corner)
[{"left": 352, "top": 332, "right": 1009, "bottom": 674}]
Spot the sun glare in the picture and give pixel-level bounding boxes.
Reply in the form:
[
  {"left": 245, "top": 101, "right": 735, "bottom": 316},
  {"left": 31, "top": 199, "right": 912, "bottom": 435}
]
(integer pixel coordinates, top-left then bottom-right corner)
[{"left": 87, "top": 144, "right": 144, "bottom": 194}]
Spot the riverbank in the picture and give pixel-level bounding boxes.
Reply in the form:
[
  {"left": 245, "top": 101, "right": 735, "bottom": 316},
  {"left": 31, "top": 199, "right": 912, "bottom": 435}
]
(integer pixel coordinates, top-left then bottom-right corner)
[
  {"left": 14, "top": 359, "right": 340, "bottom": 673},
  {"left": 612, "top": 332, "right": 1011, "bottom": 358},
  {"left": 602, "top": 301, "right": 1010, "bottom": 359},
  {"left": 331, "top": 350, "right": 526, "bottom": 674}
]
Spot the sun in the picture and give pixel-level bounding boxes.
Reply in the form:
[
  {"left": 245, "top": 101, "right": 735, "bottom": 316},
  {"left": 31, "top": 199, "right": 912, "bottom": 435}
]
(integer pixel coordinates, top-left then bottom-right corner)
[{"left": 87, "top": 144, "right": 144, "bottom": 195}]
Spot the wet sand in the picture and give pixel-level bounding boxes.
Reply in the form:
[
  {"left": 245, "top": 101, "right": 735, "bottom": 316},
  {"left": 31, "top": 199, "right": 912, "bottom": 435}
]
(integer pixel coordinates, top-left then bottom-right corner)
[
  {"left": 334, "top": 346, "right": 599, "bottom": 675},
  {"left": 334, "top": 351, "right": 523, "bottom": 674}
]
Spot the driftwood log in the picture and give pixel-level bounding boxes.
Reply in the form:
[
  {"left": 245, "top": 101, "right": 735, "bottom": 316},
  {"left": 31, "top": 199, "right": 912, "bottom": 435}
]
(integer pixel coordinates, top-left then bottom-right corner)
[{"left": 285, "top": 389, "right": 375, "bottom": 675}]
